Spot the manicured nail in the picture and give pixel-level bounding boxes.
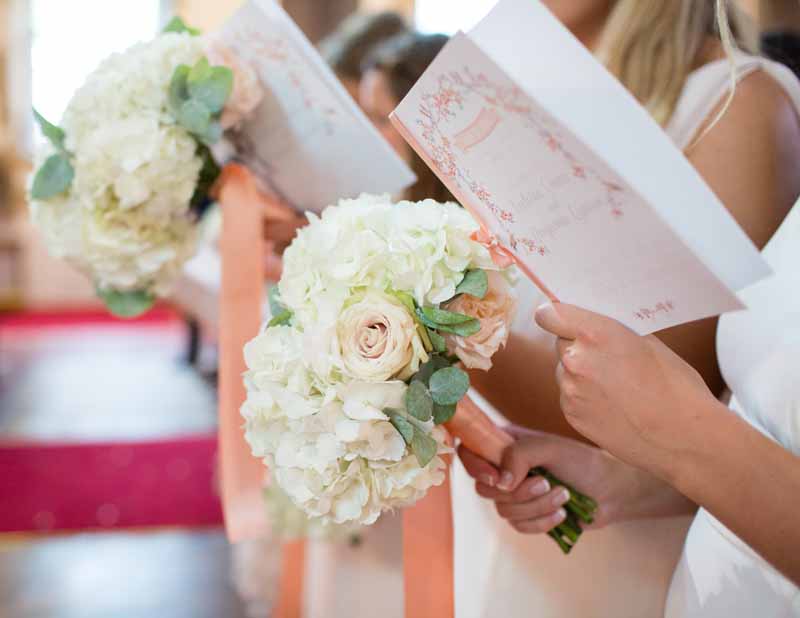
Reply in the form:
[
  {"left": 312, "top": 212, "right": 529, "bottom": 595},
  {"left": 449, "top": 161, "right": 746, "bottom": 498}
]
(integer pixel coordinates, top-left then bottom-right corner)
[
  {"left": 479, "top": 474, "right": 495, "bottom": 487},
  {"left": 530, "top": 478, "right": 550, "bottom": 497},
  {"left": 552, "top": 508, "right": 567, "bottom": 524},
  {"left": 498, "top": 471, "right": 514, "bottom": 491},
  {"left": 552, "top": 488, "right": 570, "bottom": 506}
]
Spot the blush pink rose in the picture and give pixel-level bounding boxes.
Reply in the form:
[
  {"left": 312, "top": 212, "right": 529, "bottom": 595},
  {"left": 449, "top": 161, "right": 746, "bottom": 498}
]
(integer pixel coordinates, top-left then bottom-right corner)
[
  {"left": 444, "top": 271, "right": 517, "bottom": 370},
  {"left": 204, "top": 39, "right": 264, "bottom": 130}
]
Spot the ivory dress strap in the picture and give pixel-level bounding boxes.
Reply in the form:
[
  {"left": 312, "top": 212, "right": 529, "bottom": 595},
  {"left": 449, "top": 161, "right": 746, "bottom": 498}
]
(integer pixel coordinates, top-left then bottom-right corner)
[{"left": 667, "top": 54, "right": 800, "bottom": 150}]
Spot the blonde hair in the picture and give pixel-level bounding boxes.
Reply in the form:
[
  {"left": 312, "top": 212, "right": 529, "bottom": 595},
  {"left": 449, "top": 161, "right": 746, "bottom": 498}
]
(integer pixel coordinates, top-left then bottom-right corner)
[{"left": 596, "top": 0, "right": 757, "bottom": 127}]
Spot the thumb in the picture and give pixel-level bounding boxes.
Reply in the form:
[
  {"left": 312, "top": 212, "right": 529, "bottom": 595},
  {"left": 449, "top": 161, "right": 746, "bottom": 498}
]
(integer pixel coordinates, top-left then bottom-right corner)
[{"left": 498, "top": 441, "right": 536, "bottom": 492}]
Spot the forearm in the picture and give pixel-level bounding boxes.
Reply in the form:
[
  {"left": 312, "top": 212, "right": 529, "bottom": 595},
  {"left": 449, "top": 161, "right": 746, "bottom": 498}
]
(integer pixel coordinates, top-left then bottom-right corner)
[
  {"left": 606, "top": 452, "right": 697, "bottom": 524},
  {"left": 660, "top": 399, "right": 800, "bottom": 585}
]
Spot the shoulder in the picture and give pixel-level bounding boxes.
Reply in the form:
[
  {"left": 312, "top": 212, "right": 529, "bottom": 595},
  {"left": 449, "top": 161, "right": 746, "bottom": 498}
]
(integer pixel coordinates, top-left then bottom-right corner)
[{"left": 688, "top": 60, "right": 800, "bottom": 248}]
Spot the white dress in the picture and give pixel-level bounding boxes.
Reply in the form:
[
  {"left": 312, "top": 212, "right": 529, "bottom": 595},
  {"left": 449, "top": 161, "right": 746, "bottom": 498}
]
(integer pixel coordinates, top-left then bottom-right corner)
[
  {"left": 665, "top": 63, "right": 800, "bottom": 617},
  {"left": 454, "top": 55, "right": 800, "bottom": 618}
]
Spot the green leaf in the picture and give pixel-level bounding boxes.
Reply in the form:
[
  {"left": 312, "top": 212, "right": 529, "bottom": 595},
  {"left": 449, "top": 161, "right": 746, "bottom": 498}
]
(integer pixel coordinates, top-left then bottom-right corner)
[
  {"left": 428, "top": 366, "right": 470, "bottom": 406},
  {"left": 268, "top": 309, "right": 292, "bottom": 327},
  {"left": 455, "top": 269, "right": 488, "bottom": 299},
  {"left": 421, "top": 306, "right": 474, "bottom": 325},
  {"left": 410, "top": 429, "right": 438, "bottom": 467},
  {"left": 386, "top": 410, "right": 414, "bottom": 445},
  {"left": 433, "top": 402, "right": 457, "bottom": 425},
  {"left": 390, "top": 289, "right": 416, "bottom": 314},
  {"left": 200, "top": 120, "right": 223, "bottom": 145},
  {"left": 188, "top": 65, "right": 233, "bottom": 114},
  {"left": 427, "top": 328, "right": 447, "bottom": 353},
  {"left": 97, "top": 289, "right": 155, "bottom": 318},
  {"left": 190, "top": 144, "right": 221, "bottom": 210},
  {"left": 405, "top": 380, "right": 433, "bottom": 422},
  {"left": 177, "top": 99, "right": 212, "bottom": 137},
  {"left": 168, "top": 65, "right": 191, "bottom": 112},
  {"left": 31, "top": 154, "right": 74, "bottom": 199},
  {"left": 436, "top": 318, "right": 481, "bottom": 338},
  {"left": 33, "top": 108, "right": 65, "bottom": 150},
  {"left": 163, "top": 16, "right": 201, "bottom": 36},
  {"left": 188, "top": 57, "right": 212, "bottom": 85},
  {"left": 268, "top": 286, "right": 286, "bottom": 317},
  {"left": 412, "top": 355, "right": 451, "bottom": 386}
]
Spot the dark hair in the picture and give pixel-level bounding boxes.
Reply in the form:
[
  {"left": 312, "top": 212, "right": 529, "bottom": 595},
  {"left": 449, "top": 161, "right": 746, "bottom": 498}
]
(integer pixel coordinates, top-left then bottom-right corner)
[
  {"left": 319, "top": 12, "right": 409, "bottom": 81},
  {"left": 363, "top": 32, "right": 453, "bottom": 203}
]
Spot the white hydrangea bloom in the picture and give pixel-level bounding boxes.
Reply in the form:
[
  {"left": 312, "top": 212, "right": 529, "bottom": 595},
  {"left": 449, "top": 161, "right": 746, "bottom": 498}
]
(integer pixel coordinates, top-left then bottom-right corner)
[{"left": 29, "top": 33, "right": 207, "bottom": 296}]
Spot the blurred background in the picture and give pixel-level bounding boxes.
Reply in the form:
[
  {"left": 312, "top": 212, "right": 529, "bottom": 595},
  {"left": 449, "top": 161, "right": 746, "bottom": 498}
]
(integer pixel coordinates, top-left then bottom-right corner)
[{"left": 0, "top": 0, "right": 784, "bottom": 616}]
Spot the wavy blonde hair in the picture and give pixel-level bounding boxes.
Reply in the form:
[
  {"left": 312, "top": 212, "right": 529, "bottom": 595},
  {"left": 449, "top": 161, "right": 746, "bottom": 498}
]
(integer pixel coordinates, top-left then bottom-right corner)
[{"left": 596, "top": 0, "right": 757, "bottom": 127}]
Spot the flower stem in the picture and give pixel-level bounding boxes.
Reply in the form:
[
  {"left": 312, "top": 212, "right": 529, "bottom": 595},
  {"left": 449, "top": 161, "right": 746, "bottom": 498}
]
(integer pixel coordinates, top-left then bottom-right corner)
[{"left": 530, "top": 466, "right": 598, "bottom": 555}]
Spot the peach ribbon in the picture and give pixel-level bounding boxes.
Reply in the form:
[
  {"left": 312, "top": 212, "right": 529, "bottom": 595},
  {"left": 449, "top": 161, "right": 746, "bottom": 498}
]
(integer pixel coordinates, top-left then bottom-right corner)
[{"left": 216, "top": 163, "right": 305, "bottom": 617}]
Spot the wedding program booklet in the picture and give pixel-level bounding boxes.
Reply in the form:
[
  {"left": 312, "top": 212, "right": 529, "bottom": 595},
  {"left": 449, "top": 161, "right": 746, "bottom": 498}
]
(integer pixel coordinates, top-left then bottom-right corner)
[
  {"left": 216, "top": 0, "right": 415, "bottom": 212},
  {"left": 390, "top": 0, "right": 770, "bottom": 334}
]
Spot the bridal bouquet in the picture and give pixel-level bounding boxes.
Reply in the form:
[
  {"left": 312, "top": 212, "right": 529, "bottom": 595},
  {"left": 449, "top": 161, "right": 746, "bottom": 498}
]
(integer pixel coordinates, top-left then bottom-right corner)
[
  {"left": 28, "top": 18, "right": 263, "bottom": 317},
  {"left": 241, "top": 194, "right": 512, "bottom": 522},
  {"left": 243, "top": 194, "right": 597, "bottom": 552}
]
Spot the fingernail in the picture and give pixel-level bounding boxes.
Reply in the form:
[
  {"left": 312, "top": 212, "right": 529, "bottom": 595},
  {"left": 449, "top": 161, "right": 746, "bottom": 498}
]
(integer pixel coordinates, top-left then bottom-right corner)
[
  {"left": 553, "top": 508, "right": 567, "bottom": 524},
  {"left": 530, "top": 478, "right": 550, "bottom": 497},
  {"left": 479, "top": 474, "right": 495, "bottom": 487},
  {"left": 552, "top": 488, "right": 570, "bottom": 507},
  {"left": 535, "top": 302, "right": 557, "bottom": 322},
  {"left": 498, "top": 471, "right": 514, "bottom": 491}
]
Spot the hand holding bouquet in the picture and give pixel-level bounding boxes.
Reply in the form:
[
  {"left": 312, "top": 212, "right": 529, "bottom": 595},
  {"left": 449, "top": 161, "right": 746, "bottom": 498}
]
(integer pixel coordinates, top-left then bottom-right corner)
[{"left": 242, "top": 194, "right": 597, "bottom": 552}]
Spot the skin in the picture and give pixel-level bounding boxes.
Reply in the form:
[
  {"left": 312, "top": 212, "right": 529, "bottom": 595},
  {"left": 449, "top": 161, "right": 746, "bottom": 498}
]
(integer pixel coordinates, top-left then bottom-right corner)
[
  {"left": 461, "top": 0, "right": 800, "bottom": 556},
  {"left": 530, "top": 302, "right": 800, "bottom": 585}
]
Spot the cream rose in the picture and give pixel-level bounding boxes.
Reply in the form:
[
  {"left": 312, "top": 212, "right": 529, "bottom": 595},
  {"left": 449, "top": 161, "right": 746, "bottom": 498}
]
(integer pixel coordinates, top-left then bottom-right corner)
[
  {"left": 444, "top": 271, "right": 517, "bottom": 370},
  {"left": 204, "top": 38, "right": 264, "bottom": 130},
  {"left": 337, "top": 292, "right": 428, "bottom": 382}
]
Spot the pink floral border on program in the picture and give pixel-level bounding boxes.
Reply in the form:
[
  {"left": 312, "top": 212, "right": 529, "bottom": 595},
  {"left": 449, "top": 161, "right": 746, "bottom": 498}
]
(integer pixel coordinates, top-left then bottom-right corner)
[{"left": 415, "top": 67, "right": 626, "bottom": 257}]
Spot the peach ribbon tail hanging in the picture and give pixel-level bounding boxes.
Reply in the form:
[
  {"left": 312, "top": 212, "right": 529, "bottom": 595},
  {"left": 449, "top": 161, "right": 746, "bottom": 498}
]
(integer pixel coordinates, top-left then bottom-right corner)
[{"left": 216, "top": 163, "right": 305, "bottom": 617}]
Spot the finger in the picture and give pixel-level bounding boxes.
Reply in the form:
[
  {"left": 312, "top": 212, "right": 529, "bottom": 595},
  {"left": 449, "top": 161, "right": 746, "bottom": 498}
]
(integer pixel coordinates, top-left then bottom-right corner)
[
  {"left": 496, "top": 486, "right": 571, "bottom": 522},
  {"left": 534, "top": 302, "right": 615, "bottom": 341},
  {"left": 510, "top": 508, "right": 567, "bottom": 534},
  {"left": 475, "top": 482, "right": 518, "bottom": 503},
  {"left": 498, "top": 440, "right": 539, "bottom": 492},
  {"left": 475, "top": 474, "right": 550, "bottom": 503},
  {"left": 458, "top": 444, "right": 500, "bottom": 487},
  {"left": 555, "top": 337, "right": 572, "bottom": 361}
]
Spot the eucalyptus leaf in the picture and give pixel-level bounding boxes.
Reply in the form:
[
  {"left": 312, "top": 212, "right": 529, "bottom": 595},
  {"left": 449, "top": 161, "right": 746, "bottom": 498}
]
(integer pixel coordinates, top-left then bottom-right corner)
[
  {"left": 428, "top": 366, "right": 470, "bottom": 406},
  {"left": 433, "top": 402, "right": 457, "bottom": 425},
  {"left": 268, "top": 310, "right": 292, "bottom": 327},
  {"left": 188, "top": 66, "right": 233, "bottom": 114},
  {"left": 410, "top": 430, "right": 438, "bottom": 467},
  {"left": 200, "top": 120, "right": 223, "bottom": 145},
  {"left": 427, "top": 328, "right": 447, "bottom": 353},
  {"left": 33, "top": 108, "right": 65, "bottom": 150},
  {"left": 421, "top": 306, "right": 474, "bottom": 325},
  {"left": 163, "top": 16, "right": 201, "bottom": 36},
  {"left": 31, "top": 154, "right": 74, "bottom": 200},
  {"left": 177, "top": 99, "right": 211, "bottom": 137},
  {"left": 97, "top": 289, "right": 155, "bottom": 318},
  {"left": 412, "top": 355, "right": 451, "bottom": 386},
  {"left": 405, "top": 380, "right": 433, "bottom": 422},
  {"left": 386, "top": 410, "right": 414, "bottom": 445},
  {"left": 168, "top": 65, "right": 191, "bottom": 112},
  {"left": 187, "top": 57, "right": 212, "bottom": 85},
  {"left": 434, "top": 318, "right": 481, "bottom": 338},
  {"left": 268, "top": 286, "right": 286, "bottom": 317},
  {"left": 455, "top": 269, "right": 488, "bottom": 299}
]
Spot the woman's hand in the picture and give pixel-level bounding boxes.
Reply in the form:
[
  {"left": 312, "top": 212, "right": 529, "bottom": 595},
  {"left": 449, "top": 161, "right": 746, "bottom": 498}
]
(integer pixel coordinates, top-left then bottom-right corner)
[
  {"left": 262, "top": 213, "right": 307, "bottom": 255},
  {"left": 458, "top": 426, "right": 695, "bottom": 535},
  {"left": 534, "top": 302, "right": 718, "bottom": 479}
]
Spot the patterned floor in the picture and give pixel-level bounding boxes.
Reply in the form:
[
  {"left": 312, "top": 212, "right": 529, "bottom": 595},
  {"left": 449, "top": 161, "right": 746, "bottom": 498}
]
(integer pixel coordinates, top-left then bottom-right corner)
[{"left": 0, "top": 310, "right": 249, "bottom": 618}]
